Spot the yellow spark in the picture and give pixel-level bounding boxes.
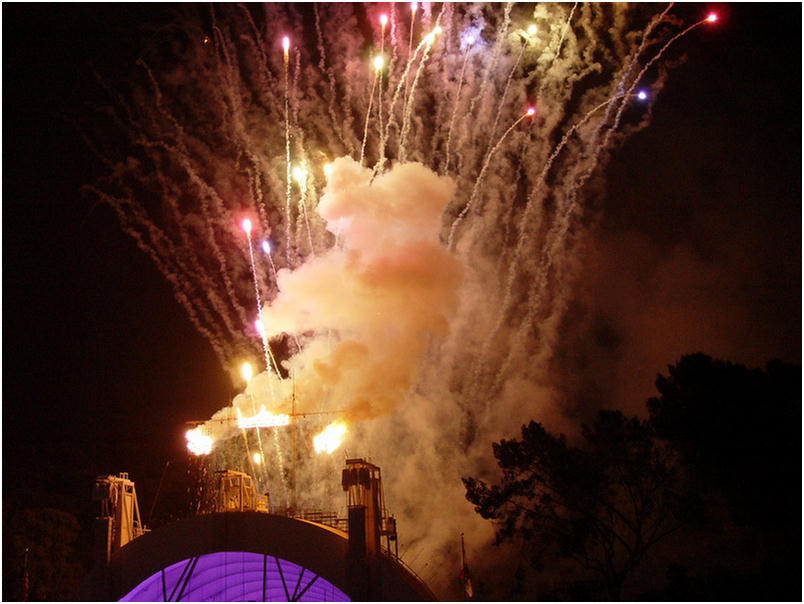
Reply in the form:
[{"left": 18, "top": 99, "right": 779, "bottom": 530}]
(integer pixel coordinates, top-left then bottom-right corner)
[{"left": 292, "top": 165, "right": 307, "bottom": 184}]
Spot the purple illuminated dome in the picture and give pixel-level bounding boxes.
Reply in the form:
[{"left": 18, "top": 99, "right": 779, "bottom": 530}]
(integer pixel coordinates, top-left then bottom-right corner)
[{"left": 120, "top": 551, "right": 350, "bottom": 602}]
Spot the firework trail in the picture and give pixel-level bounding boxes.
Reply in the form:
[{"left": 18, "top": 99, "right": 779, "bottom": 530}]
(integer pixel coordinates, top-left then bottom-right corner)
[
  {"left": 443, "top": 34, "right": 475, "bottom": 174},
  {"left": 447, "top": 106, "right": 535, "bottom": 249},
  {"left": 84, "top": 3, "right": 715, "bottom": 596}
]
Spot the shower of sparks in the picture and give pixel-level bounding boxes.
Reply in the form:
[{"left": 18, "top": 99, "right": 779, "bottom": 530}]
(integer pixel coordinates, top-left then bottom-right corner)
[{"left": 236, "top": 406, "right": 290, "bottom": 430}]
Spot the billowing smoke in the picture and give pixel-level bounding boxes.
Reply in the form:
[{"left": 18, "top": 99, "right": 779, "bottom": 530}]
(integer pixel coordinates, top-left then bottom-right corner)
[
  {"left": 259, "top": 158, "right": 460, "bottom": 421},
  {"left": 84, "top": 3, "right": 714, "bottom": 597}
]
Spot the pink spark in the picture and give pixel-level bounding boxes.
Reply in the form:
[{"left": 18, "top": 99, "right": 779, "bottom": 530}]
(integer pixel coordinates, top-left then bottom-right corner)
[
  {"left": 706, "top": 13, "right": 718, "bottom": 22},
  {"left": 282, "top": 36, "right": 290, "bottom": 51},
  {"left": 526, "top": 107, "right": 536, "bottom": 116},
  {"left": 242, "top": 218, "right": 252, "bottom": 235},
  {"left": 380, "top": 14, "right": 388, "bottom": 27}
]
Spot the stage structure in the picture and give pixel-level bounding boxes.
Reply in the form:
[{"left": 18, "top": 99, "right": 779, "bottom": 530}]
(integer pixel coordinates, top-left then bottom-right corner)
[
  {"left": 93, "top": 473, "right": 149, "bottom": 565},
  {"left": 77, "top": 460, "right": 434, "bottom": 601}
]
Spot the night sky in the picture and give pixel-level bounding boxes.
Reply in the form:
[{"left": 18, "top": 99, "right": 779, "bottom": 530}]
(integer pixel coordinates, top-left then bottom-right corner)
[{"left": 2, "top": 2, "right": 801, "bottom": 598}]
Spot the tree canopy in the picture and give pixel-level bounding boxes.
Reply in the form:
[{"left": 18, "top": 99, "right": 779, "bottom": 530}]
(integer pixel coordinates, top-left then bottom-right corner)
[
  {"left": 3, "top": 508, "right": 84, "bottom": 601},
  {"left": 464, "top": 354, "right": 801, "bottom": 600},
  {"left": 464, "top": 410, "right": 683, "bottom": 600},
  {"left": 647, "top": 353, "right": 801, "bottom": 528}
]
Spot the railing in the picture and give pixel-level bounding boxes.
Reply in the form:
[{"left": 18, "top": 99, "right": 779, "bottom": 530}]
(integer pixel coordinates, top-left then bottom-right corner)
[{"left": 291, "top": 509, "right": 349, "bottom": 532}]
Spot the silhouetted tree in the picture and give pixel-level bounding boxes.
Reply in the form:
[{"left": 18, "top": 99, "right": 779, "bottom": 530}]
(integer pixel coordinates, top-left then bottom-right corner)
[
  {"left": 647, "top": 354, "right": 800, "bottom": 528},
  {"left": 647, "top": 354, "right": 801, "bottom": 598},
  {"left": 464, "top": 411, "right": 684, "bottom": 600},
  {"left": 3, "top": 508, "right": 84, "bottom": 601}
]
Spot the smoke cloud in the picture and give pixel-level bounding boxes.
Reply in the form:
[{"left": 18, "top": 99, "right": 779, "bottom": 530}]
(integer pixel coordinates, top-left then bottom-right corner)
[{"left": 249, "top": 158, "right": 460, "bottom": 422}]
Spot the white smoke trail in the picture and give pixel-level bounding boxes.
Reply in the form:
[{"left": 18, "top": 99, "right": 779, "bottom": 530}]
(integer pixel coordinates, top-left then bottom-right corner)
[
  {"left": 443, "top": 41, "right": 473, "bottom": 174},
  {"left": 359, "top": 69, "right": 378, "bottom": 166}
]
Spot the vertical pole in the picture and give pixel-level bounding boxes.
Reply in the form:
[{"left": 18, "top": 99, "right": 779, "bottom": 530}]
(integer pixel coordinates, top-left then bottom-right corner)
[
  {"left": 23, "top": 547, "right": 29, "bottom": 602},
  {"left": 291, "top": 378, "right": 297, "bottom": 512},
  {"left": 262, "top": 554, "right": 267, "bottom": 601},
  {"left": 460, "top": 533, "right": 465, "bottom": 576}
]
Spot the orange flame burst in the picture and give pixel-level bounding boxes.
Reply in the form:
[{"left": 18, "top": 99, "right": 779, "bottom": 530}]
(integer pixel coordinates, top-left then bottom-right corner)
[
  {"left": 313, "top": 422, "right": 347, "bottom": 454},
  {"left": 186, "top": 427, "right": 213, "bottom": 455}
]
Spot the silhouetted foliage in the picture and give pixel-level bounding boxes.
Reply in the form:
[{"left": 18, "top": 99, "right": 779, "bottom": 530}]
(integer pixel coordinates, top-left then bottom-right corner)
[
  {"left": 463, "top": 411, "right": 684, "bottom": 600},
  {"left": 647, "top": 354, "right": 801, "bottom": 530},
  {"left": 465, "top": 354, "right": 802, "bottom": 601},
  {"left": 647, "top": 354, "right": 801, "bottom": 599},
  {"left": 3, "top": 508, "right": 84, "bottom": 601},
  {"left": 636, "top": 562, "right": 799, "bottom": 602}
]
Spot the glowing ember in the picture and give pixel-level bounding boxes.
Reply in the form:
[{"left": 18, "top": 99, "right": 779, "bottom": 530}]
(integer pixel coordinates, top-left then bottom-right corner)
[
  {"left": 237, "top": 406, "right": 290, "bottom": 429},
  {"left": 241, "top": 218, "right": 252, "bottom": 234},
  {"left": 313, "top": 422, "right": 347, "bottom": 454},
  {"left": 281, "top": 35, "right": 289, "bottom": 51},
  {"left": 186, "top": 427, "right": 213, "bottom": 455},
  {"left": 252, "top": 452, "right": 262, "bottom": 464},
  {"left": 706, "top": 12, "right": 718, "bottom": 22},
  {"left": 291, "top": 165, "right": 307, "bottom": 184},
  {"left": 241, "top": 362, "right": 253, "bottom": 382}
]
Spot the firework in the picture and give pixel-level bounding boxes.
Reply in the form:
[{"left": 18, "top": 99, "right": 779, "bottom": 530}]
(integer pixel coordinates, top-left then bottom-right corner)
[{"left": 85, "top": 3, "right": 716, "bottom": 593}]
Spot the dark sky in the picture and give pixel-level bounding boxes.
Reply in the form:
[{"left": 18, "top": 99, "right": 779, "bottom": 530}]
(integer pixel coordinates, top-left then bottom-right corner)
[
  {"left": 555, "top": 2, "right": 802, "bottom": 417},
  {"left": 2, "top": 0, "right": 801, "bottom": 548},
  {"left": 3, "top": 4, "right": 234, "bottom": 515}
]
